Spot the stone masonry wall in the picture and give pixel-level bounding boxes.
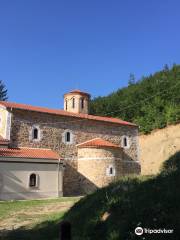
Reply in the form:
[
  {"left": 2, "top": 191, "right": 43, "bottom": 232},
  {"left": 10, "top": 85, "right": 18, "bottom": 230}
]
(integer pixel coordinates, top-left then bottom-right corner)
[
  {"left": 9, "top": 109, "right": 139, "bottom": 195},
  {"left": 78, "top": 147, "right": 122, "bottom": 194},
  {"left": 78, "top": 147, "right": 140, "bottom": 194}
]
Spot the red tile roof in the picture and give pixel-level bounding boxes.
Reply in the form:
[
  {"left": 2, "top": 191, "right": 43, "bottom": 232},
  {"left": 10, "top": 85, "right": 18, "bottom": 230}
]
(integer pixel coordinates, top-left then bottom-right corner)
[
  {"left": 0, "top": 147, "right": 60, "bottom": 160},
  {"left": 0, "top": 101, "right": 137, "bottom": 127},
  {"left": 76, "top": 138, "right": 121, "bottom": 148},
  {"left": 64, "top": 89, "right": 91, "bottom": 97}
]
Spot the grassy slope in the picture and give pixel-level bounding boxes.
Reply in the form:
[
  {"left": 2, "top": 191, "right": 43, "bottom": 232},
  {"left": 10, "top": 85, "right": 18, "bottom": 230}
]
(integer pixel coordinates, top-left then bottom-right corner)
[
  {"left": 0, "top": 212, "right": 64, "bottom": 240},
  {"left": 0, "top": 197, "right": 80, "bottom": 240},
  {"left": 0, "top": 197, "right": 79, "bottom": 221},
  {"left": 63, "top": 152, "right": 180, "bottom": 240},
  {"left": 1, "top": 153, "right": 180, "bottom": 240}
]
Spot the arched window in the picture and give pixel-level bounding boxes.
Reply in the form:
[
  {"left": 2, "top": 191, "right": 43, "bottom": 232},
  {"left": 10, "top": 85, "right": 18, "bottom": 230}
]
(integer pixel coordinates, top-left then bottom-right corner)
[
  {"left": 81, "top": 98, "right": 84, "bottom": 109},
  {"left": 65, "top": 99, "right": 68, "bottom": 110},
  {"left": 30, "top": 125, "right": 41, "bottom": 141},
  {"left": 121, "top": 136, "right": 130, "bottom": 148},
  {"left": 29, "top": 173, "right": 38, "bottom": 187},
  {"left": 33, "top": 128, "right": 38, "bottom": 140},
  {"left": 123, "top": 137, "right": 127, "bottom": 147},
  {"left": 62, "top": 130, "right": 74, "bottom": 144},
  {"left": 106, "top": 165, "right": 116, "bottom": 177},
  {"left": 72, "top": 97, "right": 75, "bottom": 108},
  {"left": 65, "top": 131, "right": 71, "bottom": 142},
  {"left": 109, "top": 167, "right": 113, "bottom": 175}
]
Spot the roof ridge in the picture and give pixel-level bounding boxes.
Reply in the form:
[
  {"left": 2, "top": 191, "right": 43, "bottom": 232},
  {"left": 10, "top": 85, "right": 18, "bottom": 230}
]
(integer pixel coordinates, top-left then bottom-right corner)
[
  {"left": 77, "top": 138, "right": 120, "bottom": 148},
  {"left": 0, "top": 100, "right": 64, "bottom": 112},
  {"left": 0, "top": 101, "right": 137, "bottom": 127},
  {"left": 76, "top": 137, "right": 101, "bottom": 147}
]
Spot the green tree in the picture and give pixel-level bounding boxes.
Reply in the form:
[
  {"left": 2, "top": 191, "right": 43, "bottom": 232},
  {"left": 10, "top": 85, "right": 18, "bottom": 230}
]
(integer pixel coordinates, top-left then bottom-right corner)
[
  {"left": 90, "top": 64, "right": 180, "bottom": 133},
  {"left": 0, "top": 80, "right": 8, "bottom": 101},
  {"left": 128, "top": 73, "right": 136, "bottom": 85}
]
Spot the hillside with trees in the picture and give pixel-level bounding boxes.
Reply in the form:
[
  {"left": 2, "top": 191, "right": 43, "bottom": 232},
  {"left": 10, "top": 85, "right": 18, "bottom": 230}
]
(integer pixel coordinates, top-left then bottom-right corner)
[{"left": 90, "top": 64, "right": 180, "bottom": 133}]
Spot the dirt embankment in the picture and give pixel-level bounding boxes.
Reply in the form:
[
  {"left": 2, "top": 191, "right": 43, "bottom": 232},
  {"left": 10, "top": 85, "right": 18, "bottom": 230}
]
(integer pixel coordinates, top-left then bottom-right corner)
[{"left": 139, "top": 123, "right": 180, "bottom": 175}]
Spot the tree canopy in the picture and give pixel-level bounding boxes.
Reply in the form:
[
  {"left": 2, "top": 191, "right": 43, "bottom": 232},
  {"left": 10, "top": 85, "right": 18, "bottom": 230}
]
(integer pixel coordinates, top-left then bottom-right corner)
[
  {"left": 90, "top": 64, "right": 180, "bottom": 133},
  {"left": 0, "top": 80, "right": 8, "bottom": 101}
]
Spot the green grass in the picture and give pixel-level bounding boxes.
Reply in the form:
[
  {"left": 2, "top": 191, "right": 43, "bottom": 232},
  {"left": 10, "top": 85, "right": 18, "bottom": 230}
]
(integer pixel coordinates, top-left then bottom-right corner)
[
  {"left": 0, "top": 212, "right": 65, "bottom": 240},
  {"left": 0, "top": 197, "right": 79, "bottom": 220},
  {"left": 0, "top": 197, "right": 80, "bottom": 240},
  {"left": 1, "top": 153, "right": 180, "bottom": 239},
  {"left": 63, "top": 152, "right": 180, "bottom": 240}
]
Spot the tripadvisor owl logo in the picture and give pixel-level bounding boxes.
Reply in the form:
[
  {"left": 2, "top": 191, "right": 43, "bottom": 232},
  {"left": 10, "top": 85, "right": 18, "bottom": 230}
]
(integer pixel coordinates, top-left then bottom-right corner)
[
  {"left": 135, "top": 227, "right": 143, "bottom": 235},
  {"left": 135, "top": 226, "right": 174, "bottom": 235}
]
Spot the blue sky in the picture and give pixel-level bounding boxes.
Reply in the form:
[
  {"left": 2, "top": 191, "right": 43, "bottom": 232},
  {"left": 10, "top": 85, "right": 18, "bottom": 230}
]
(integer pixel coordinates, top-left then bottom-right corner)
[{"left": 0, "top": 0, "right": 180, "bottom": 109}]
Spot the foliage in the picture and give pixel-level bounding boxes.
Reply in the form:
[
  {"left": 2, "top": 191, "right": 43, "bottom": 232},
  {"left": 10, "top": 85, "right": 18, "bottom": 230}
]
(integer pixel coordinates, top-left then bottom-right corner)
[
  {"left": 90, "top": 64, "right": 180, "bottom": 133},
  {"left": 2, "top": 153, "right": 180, "bottom": 239},
  {"left": 63, "top": 152, "right": 180, "bottom": 239},
  {"left": 0, "top": 80, "right": 8, "bottom": 101}
]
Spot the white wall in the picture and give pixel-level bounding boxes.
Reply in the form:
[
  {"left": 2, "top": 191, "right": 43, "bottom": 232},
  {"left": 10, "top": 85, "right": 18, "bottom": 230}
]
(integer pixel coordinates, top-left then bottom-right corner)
[{"left": 0, "top": 159, "right": 63, "bottom": 200}]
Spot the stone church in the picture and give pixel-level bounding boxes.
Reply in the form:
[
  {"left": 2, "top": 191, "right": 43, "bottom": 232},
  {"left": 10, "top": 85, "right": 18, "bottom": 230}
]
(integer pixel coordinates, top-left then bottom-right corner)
[{"left": 0, "top": 90, "right": 140, "bottom": 200}]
